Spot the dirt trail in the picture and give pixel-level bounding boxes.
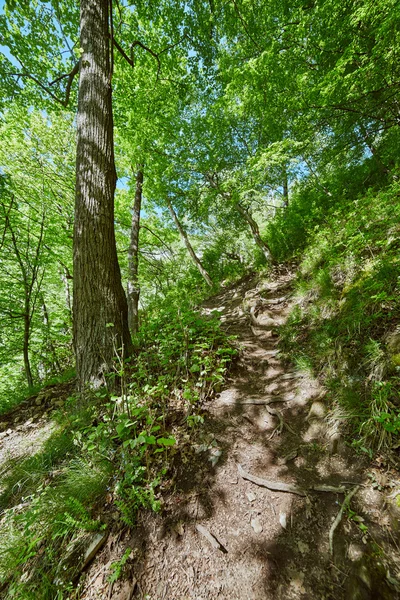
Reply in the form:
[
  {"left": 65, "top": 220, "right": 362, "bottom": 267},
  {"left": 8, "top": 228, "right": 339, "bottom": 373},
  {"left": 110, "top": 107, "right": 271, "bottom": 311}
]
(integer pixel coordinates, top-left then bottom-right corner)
[
  {"left": 111, "top": 270, "right": 398, "bottom": 600},
  {"left": 4, "top": 272, "right": 397, "bottom": 599}
]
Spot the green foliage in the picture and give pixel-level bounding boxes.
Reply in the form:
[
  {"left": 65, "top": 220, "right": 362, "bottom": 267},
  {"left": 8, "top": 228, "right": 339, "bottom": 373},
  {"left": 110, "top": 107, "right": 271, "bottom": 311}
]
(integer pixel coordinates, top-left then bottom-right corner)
[
  {"left": 278, "top": 178, "right": 400, "bottom": 449},
  {"left": 82, "top": 300, "right": 237, "bottom": 526},
  {"left": 108, "top": 548, "right": 132, "bottom": 584},
  {"left": 0, "top": 299, "right": 237, "bottom": 597}
]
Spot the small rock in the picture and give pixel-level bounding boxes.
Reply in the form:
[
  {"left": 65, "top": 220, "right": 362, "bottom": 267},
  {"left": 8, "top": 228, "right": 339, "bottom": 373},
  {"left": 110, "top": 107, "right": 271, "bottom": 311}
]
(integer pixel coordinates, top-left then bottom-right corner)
[
  {"left": 348, "top": 542, "right": 364, "bottom": 562},
  {"left": 251, "top": 517, "right": 263, "bottom": 534},
  {"left": 246, "top": 491, "right": 256, "bottom": 503},
  {"left": 307, "top": 401, "right": 326, "bottom": 421},
  {"left": 279, "top": 512, "right": 287, "bottom": 529}
]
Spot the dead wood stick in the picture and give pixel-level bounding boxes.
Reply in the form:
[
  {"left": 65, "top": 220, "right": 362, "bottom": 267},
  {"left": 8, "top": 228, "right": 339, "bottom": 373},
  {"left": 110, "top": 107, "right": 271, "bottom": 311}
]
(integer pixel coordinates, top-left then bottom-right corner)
[
  {"left": 329, "top": 486, "right": 359, "bottom": 555},
  {"left": 195, "top": 524, "right": 227, "bottom": 552},
  {"left": 237, "top": 464, "right": 306, "bottom": 496}
]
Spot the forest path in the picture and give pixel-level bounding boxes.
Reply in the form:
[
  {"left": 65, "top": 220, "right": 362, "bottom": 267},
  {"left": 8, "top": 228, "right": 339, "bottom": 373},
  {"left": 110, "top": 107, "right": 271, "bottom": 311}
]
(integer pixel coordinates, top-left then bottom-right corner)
[
  {"left": 115, "top": 269, "right": 399, "bottom": 600},
  {"left": 85, "top": 270, "right": 400, "bottom": 600}
]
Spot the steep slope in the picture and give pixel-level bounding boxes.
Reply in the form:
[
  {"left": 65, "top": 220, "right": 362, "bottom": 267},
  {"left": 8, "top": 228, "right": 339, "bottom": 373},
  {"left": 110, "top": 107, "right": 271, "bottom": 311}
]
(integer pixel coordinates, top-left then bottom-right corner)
[{"left": 82, "top": 270, "right": 400, "bottom": 599}]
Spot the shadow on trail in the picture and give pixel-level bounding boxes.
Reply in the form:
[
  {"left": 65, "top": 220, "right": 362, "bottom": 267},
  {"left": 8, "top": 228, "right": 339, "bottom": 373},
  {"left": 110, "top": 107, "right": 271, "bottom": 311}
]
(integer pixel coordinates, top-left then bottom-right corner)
[{"left": 125, "top": 272, "right": 398, "bottom": 600}]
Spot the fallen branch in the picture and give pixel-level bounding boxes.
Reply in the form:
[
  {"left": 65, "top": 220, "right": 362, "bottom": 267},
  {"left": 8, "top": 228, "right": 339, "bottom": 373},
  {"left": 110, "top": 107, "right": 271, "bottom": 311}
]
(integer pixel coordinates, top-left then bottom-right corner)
[
  {"left": 238, "top": 465, "right": 356, "bottom": 499},
  {"left": 196, "top": 524, "right": 227, "bottom": 553},
  {"left": 237, "top": 464, "right": 306, "bottom": 496},
  {"left": 329, "top": 486, "right": 360, "bottom": 555}
]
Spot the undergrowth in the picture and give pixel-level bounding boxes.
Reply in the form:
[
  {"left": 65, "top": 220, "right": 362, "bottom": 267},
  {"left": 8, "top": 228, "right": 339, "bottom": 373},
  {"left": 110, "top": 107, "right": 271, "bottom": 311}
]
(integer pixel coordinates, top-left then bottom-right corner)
[
  {"left": 0, "top": 301, "right": 237, "bottom": 599},
  {"left": 274, "top": 179, "right": 400, "bottom": 451}
]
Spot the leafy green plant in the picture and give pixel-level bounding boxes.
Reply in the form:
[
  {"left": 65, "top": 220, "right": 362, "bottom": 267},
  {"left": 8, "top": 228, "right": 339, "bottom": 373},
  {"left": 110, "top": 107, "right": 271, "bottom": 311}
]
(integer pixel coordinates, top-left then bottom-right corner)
[{"left": 108, "top": 548, "right": 132, "bottom": 584}]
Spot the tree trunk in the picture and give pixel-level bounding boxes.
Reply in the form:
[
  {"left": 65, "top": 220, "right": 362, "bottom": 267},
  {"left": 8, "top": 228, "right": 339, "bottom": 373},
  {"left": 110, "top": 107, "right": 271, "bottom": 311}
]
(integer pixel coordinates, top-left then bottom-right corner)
[
  {"left": 23, "top": 306, "right": 33, "bottom": 390},
  {"left": 166, "top": 199, "right": 213, "bottom": 287},
  {"left": 282, "top": 169, "right": 289, "bottom": 208},
  {"left": 60, "top": 265, "right": 73, "bottom": 324},
  {"left": 74, "top": 0, "right": 132, "bottom": 389},
  {"left": 127, "top": 165, "right": 143, "bottom": 335},
  {"left": 42, "top": 294, "right": 62, "bottom": 374},
  {"left": 236, "top": 203, "right": 272, "bottom": 262}
]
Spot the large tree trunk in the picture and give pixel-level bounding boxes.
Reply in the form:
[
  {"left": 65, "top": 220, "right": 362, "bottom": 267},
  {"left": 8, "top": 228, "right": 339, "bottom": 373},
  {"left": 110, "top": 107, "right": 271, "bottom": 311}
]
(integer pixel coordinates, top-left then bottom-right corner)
[
  {"left": 236, "top": 203, "right": 272, "bottom": 262},
  {"left": 166, "top": 199, "right": 213, "bottom": 287},
  {"left": 74, "top": 0, "right": 132, "bottom": 389},
  {"left": 127, "top": 165, "right": 143, "bottom": 335}
]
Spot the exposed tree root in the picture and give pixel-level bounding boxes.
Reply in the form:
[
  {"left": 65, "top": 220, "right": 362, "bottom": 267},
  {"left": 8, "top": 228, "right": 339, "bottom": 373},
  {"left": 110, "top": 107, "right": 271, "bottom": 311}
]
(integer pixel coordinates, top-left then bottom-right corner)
[{"left": 329, "top": 486, "right": 360, "bottom": 555}]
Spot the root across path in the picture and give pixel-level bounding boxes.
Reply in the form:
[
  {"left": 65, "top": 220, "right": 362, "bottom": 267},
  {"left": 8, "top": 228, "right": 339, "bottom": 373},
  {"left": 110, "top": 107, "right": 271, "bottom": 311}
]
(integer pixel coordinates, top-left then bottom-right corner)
[{"left": 84, "top": 270, "right": 400, "bottom": 599}]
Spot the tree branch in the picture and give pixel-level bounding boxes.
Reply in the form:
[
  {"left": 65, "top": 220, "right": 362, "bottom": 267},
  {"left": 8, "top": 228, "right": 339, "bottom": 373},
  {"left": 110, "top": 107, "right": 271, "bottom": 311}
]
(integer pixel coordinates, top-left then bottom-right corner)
[
  {"left": 9, "top": 61, "right": 79, "bottom": 107},
  {"left": 113, "top": 37, "right": 161, "bottom": 79}
]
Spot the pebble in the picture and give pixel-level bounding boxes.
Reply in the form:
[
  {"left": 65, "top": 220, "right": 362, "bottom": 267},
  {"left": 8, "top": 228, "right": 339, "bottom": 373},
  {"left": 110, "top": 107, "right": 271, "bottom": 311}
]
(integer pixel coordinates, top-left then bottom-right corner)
[{"left": 251, "top": 517, "right": 263, "bottom": 534}]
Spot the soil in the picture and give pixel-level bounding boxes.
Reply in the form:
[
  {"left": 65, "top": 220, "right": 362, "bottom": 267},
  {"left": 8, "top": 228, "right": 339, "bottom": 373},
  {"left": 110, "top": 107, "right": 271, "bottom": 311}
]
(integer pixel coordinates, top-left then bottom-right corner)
[
  {"left": 1, "top": 270, "right": 400, "bottom": 599},
  {"left": 82, "top": 268, "right": 400, "bottom": 600}
]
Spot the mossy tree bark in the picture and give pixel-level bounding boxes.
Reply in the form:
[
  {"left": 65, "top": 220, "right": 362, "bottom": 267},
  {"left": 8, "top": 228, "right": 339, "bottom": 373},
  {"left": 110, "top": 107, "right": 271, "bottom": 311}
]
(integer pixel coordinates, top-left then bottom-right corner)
[{"left": 74, "top": 0, "right": 132, "bottom": 389}]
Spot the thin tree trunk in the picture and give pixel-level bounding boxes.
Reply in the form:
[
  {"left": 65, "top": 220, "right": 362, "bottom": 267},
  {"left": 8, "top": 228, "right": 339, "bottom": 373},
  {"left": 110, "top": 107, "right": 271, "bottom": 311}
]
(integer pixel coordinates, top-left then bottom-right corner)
[
  {"left": 74, "top": 0, "right": 132, "bottom": 389},
  {"left": 5, "top": 201, "right": 38, "bottom": 390},
  {"left": 282, "top": 169, "right": 289, "bottom": 208},
  {"left": 60, "top": 265, "right": 73, "bottom": 324},
  {"left": 42, "top": 295, "right": 62, "bottom": 373},
  {"left": 236, "top": 203, "right": 272, "bottom": 262},
  {"left": 23, "top": 305, "right": 34, "bottom": 389},
  {"left": 127, "top": 165, "right": 143, "bottom": 334},
  {"left": 166, "top": 199, "right": 213, "bottom": 287}
]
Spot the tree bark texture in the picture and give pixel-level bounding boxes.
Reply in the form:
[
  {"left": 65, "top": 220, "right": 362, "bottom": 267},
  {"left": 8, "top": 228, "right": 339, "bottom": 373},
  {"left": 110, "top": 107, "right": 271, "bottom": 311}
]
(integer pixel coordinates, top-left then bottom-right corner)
[
  {"left": 127, "top": 165, "right": 143, "bottom": 334},
  {"left": 166, "top": 199, "right": 213, "bottom": 287},
  {"left": 236, "top": 203, "right": 272, "bottom": 262},
  {"left": 74, "top": 0, "right": 132, "bottom": 388}
]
